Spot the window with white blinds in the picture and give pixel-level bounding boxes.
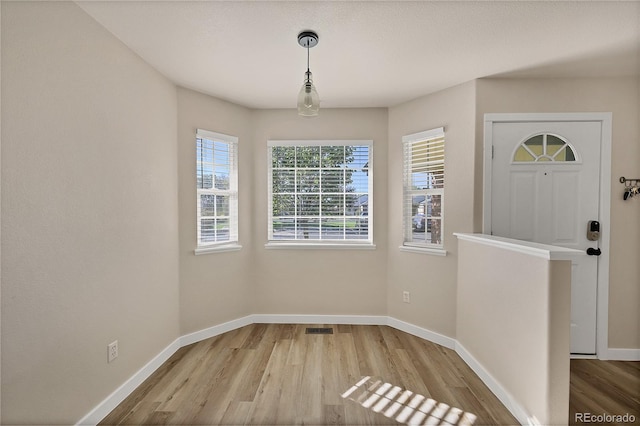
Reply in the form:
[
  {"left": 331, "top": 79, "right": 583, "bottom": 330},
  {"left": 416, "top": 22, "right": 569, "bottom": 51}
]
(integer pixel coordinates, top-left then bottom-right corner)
[
  {"left": 267, "top": 140, "right": 373, "bottom": 245},
  {"left": 402, "top": 128, "right": 445, "bottom": 250},
  {"left": 196, "top": 129, "right": 238, "bottom": 250}
]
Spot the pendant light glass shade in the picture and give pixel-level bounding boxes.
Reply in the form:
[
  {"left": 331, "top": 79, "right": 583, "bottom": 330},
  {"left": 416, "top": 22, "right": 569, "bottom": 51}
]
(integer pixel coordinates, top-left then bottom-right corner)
[
  {"left": 297, "top": 31, "right": 320, "bottom": 117},
  {"left": 297, "top": 71, "right": 320, "bottom": 117}
]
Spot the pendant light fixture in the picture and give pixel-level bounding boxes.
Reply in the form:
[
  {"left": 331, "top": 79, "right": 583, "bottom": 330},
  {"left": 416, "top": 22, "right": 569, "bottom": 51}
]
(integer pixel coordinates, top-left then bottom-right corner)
[{"left": 297, "top": 31, "right": 320, "bottom": 117}]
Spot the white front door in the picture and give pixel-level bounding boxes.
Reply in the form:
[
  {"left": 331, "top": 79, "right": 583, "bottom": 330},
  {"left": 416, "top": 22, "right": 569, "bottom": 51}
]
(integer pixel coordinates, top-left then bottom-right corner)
[{"left": 488, "top": 119, "right": 603, "bottom": 355}]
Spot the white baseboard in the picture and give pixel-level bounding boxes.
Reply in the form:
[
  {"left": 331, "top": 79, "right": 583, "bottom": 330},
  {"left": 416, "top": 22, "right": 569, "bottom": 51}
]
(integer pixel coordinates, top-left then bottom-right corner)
[
  {"left": 78, "top": 315, "right": 540, "bottom": 426},
  {"left": 77, "top": 314, "right": 639, "bottom": 426},
  {"left": 249, "top": 315, "right": 457, "bottom": 353},
  {"left": 250, "top": 313, "right": 387, "bottom": 325},
  {"left": 76, "top": 314, "right": 436, "bottom": 425},
  {"left": 75, "top": 337, "right": 181, "bottom": 426},
  {"left": 455, "top": 342, "right": 531, "bottom": 426},
  {"left": 180, "top": 315, "right": 253, "bottom": 347},
  {"left": 387, "top": 317, "right": 456, "bottom": 350},
  {"left": 605, "top": 348, "right": 640, "bottom": 361},
  {"left": 570, "top": 354, "right": 598, "bottom": 360}
]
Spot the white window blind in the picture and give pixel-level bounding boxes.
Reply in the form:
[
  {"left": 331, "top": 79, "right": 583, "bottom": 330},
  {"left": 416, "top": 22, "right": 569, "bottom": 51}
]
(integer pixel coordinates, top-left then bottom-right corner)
[
  {"left": 267, "top": 140, "right": 373, "bottom": 244},
  {"left": 196, "top": 129, "right": 238, "bottom": 248},
  {"left": 402, "top": 128, "right": 445, "bottom": 249}
]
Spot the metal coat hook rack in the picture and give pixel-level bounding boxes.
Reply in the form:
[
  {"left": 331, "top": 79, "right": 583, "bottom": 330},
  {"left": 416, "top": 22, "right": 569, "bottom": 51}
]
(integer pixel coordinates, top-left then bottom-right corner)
[{"left": 619, "top": 177, "right": 640, "bottom": 200}]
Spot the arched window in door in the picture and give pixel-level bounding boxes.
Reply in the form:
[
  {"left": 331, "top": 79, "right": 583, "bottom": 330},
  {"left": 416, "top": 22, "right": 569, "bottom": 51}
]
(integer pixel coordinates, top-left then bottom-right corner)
[{"left": 513, "top": 133, "right": 578, "bottom": 163}]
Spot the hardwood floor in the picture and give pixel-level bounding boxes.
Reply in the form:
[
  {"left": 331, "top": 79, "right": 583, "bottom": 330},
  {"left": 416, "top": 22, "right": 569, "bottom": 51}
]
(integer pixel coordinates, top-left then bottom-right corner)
[
  {"left": 569, "top": 359, "right": 639, "bottom": 425},
  {"left": 99, "top": 324, "right": 518, "bottom": 425},
  {"left": 99, "top": 324, "right": 640, "bottom": 425}
]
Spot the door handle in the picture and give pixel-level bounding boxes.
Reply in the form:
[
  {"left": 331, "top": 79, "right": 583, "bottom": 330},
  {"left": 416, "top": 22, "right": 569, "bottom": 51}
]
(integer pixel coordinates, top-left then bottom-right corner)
[{"left": 586, "top": 248, "right": 601, "bottom": 256}]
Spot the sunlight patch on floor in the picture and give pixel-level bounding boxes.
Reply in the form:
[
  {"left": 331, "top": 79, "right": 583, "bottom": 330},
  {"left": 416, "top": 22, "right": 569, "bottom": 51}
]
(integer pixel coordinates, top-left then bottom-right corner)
[{"left": 342, "top": 376, "right": 477, "bottom": 425}]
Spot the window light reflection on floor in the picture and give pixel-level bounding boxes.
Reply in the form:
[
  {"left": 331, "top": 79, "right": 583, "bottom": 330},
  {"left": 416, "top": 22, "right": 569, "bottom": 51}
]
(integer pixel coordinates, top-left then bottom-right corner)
[{"left": 342, "top": 376, "right": 477, "bottom": 426}]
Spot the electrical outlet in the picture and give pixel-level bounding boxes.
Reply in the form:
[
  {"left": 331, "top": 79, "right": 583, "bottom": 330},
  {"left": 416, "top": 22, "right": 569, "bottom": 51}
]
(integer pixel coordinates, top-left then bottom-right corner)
[
  {"left": 108, "top": 340, "right": 118, "bottom": 363},
  {"left": 402, "top": 291, "right": 410, "bottom": 303}
]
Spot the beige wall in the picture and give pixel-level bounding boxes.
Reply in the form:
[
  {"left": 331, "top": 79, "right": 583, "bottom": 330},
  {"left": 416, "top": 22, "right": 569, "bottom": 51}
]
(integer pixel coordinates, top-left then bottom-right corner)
[
  {"left": 177, "top": 103, "right": 390, "bottom": 324},
  {"left": 1, "top": 2, "right": 180, "bottom": 424},
  {"left": 177, "top": 88, "right": 254, "bottom": 334},
  {"left": 456, "top": 238, "right": 571, "bottom": 425},
  {"left": 250, "top": 109, "right": 388, "bottom": 316},
  {"left": 476, "top": 77, "right": 640, "bottom": 349},
  {"left": 2, "top": 2, "right": 638, "bottom": 423},
  {"left": 0, "top": 3, "right": 3, "bottom": 419},
  {"left": 387, "top": 81, "right": 477, "bottom": 337}
]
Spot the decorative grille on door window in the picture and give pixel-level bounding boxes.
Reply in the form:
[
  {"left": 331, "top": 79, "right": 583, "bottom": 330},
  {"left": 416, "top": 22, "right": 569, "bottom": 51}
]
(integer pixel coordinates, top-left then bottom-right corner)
[{"left": 513, "top": 133, "right": 578, "bottom": 163}]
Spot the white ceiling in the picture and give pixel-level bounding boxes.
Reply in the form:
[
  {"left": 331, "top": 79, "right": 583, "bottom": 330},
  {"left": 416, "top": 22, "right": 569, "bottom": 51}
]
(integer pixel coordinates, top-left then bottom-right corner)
[{"left": 77, "top": 1, "right": 640, "bottom": 110}]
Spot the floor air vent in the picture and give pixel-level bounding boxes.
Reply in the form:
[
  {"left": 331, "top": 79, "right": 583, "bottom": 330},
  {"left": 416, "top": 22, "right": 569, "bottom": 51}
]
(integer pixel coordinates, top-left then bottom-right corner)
[{"left": 305, "top": 327, "right": 334, "bottom": 335}]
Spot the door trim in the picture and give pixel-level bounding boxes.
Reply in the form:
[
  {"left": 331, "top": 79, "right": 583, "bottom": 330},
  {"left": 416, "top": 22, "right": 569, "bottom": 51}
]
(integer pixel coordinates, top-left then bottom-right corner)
[{"left": 483, "top": 112, "right": 612, "bottom": 359}]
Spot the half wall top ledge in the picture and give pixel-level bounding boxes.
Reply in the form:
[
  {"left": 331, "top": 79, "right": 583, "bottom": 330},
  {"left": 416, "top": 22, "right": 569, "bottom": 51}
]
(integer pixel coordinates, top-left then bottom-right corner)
[{"left": 453, "top": 233, "right": 585, "bottom": 261}]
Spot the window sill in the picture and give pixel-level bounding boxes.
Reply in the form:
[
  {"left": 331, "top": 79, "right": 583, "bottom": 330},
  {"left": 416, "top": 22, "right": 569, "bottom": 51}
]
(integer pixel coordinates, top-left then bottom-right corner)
[
  {"left": 265, "top": 241, "right": 376, "bottom": 250},
  {"left": 399, "top": 245, "right": 447, "bottom": 256},
  {"left": 194, "top": 243, "right": 242, "bottom": 255}
]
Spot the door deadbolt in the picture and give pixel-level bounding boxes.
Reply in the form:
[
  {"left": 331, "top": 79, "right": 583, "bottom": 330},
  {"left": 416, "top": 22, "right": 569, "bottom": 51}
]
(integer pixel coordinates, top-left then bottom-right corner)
[{"left": 587, "top": 220, "right": 600, "bottom": 241}]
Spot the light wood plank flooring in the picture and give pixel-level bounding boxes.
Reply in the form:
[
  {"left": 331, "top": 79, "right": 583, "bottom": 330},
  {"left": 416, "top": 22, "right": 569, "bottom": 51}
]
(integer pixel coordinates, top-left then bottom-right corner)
[
  {"left": 99, "top": 324, "right": 640, "bottom": 425},
  {"left": 569, "top": 359, "right": 639, "bottom": 425},
  {"left": 99, "top": 324, "right": 518, "bottom": 425}
]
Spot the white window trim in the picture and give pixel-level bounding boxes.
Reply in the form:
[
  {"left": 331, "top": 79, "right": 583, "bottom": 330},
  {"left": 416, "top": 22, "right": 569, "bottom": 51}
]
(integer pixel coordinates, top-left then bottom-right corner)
[
  {"left": 195, "top": 242, "right": 242, "bottom": 255},
  {"left": 399, "top": 245, "right": 447, "bottom": 256},
  {"left": 195, "top": 129, "right": 240, "bottom": 254},
  {"left": 266, "top": 139, "right": 374, "bottom": 247},
  {"left": 401, "top": 127, "right": 446, "bottom": 255},
  {"left": 265, "top": 242, "right": 376, "bottom": 250},
  {"left": 402, "top": 128, "right": 444, "bottom": 144}
]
